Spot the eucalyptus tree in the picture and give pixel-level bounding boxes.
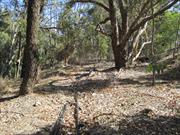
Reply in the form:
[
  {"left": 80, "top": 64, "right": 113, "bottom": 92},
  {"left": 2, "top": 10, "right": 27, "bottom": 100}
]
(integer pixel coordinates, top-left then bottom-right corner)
[{"left": 69, "top": 0, "right": 179, "bottom": 69}]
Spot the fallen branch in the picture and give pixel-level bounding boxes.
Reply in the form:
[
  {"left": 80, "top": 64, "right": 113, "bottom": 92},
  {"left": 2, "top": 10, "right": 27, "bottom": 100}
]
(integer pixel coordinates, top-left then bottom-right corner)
[{"left": 50, "top": 103, "right": 68, "bottom": 135}]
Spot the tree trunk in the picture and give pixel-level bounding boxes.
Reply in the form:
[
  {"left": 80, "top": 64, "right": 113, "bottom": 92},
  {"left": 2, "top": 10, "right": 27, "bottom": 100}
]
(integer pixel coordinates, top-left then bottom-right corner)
[
  {"left": 19, "top": 0, "right": 42, "bottom": 95},
  {"left": 109, "top": 0, "right": 126, "bottom": 70},
  {"left": 112, "top": 42, "right": 126, "bottom": 70},
  {"left": 15, "top": 32, "right": 22, "bottom": 78}
]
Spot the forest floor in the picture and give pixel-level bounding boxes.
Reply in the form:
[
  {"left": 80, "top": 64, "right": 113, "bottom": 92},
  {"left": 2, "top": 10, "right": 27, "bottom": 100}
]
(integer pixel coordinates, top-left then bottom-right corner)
[{"left": 0, "top": 62, "right": 180, "bottom": 135}]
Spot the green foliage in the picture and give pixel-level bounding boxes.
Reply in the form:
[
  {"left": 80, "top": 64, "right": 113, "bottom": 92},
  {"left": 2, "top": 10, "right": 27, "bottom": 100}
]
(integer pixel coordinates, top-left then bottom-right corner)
[
  {"left": 0, "top": 0, "right": 178, "bottom": 78},
  {"left": 0, "top": 1, "right": 111, "bottom": 74},
  {"left": 146, "top": 64, "right": 153, "bottom": 73},
  {"left": 98, "top": 35, "right": 109, "bottom": 59},
  {"left": 0, "top": 10, "right": 11, "bottom": 31},
  {"left": 146, "top": 63, "right": 167, "bottom": 74},
  {"left": 56, "top": 5, "right": 110, "bottom": 63},
  {"left": 0, "top": 10, "right": 12, "bottom": 76},
  {"left": 154, "top": 11, "right": 180, "bottom": 53},
  {"left": 0, "top": 31, "right": 11, "bottom": 46},
  {"left": 0, "top": 8, "right": 27, "bottom": 77},
  {"left": 38, "top": 29, "right": 63, "bottom": 68}
]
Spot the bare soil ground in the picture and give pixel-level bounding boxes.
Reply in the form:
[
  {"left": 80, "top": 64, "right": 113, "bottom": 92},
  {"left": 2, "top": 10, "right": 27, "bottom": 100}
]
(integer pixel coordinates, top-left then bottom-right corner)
[{"left": 0, "top": 63, "right": 180, "bottom": 135}]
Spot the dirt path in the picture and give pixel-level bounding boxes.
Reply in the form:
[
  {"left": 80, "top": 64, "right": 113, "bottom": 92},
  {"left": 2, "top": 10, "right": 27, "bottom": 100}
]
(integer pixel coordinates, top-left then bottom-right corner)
[{"left": 0, "top": 65, "right": 180, "bottom": 135}]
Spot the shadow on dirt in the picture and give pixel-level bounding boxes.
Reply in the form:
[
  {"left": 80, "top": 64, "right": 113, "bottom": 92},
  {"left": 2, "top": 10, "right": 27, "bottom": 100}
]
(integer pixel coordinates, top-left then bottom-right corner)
[
  {"left": 157, "top": 65, "right": 180, "bottom": 81},
  {"left": 0, "top": 94, "right": 19, "bottom": 102},
  {"left": 19, "top": 109, "right": 180, "bottom": 135},
  {"left": 40, "top": 70, "right": 70, "bottom": 79},
  {"left": 34, "top": 79, "right": 111, "bottom": 96},
  {"left": 117, "top": 77, "right": 170, "bottom": 87}
]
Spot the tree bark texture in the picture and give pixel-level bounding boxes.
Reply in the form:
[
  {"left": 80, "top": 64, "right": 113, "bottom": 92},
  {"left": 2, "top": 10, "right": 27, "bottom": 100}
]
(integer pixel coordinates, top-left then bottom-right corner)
[
  {"left": 109, "top": 0, "right": 126, "bottom": 70},
  {"left": 19, "top": 0, "right": 42, "bottom": 95}
]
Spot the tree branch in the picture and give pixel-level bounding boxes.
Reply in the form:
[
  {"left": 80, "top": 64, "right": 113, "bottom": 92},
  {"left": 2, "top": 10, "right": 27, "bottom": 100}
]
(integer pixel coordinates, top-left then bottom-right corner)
[
  {"left": 129, "top": 0, "right": 151, "bottom": 31},
  {"left": 128, "top": 22, "right": 148, "bottom": 60},
  {"left": 99, "top": 17, "right": 110, "bottom": 25},
  {"left": 132, "top": 0, "right": 178, "bottom": 33},
  {"left": 119, "top": 0, "right": 178, "bottom": 46},
  {"left": 96, "top": 25, "right": 111, "bottom": 37},
  {"left": 68, "top": 0, "right": 110, "bottom": 12},
  {"left": 95, "top": 17, "right": 111, "bottom": 37},
  {"left": 132, "top": 41, "right": 151, "bottom": 62},
  {"left": 118, "top": 0, "right": 128, "bottom": 33},
  {"left": 40, "top": 26, "right": 62, "bottom": 30}
]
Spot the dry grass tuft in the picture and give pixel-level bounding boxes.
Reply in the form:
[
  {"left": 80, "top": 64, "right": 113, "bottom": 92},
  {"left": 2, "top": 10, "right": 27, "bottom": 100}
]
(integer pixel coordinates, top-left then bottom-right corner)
[
  {"left": 0, "top": 77, "right": 8, "bottom": 91},
  {"left": 0, "top": 77, "right": 12, "bottom": 96}
]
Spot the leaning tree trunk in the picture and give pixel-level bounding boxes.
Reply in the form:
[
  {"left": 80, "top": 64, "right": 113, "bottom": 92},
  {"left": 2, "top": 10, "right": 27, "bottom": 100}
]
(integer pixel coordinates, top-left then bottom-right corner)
[{"left": 19, "top": 0, "right": 42, "bottom": 95}]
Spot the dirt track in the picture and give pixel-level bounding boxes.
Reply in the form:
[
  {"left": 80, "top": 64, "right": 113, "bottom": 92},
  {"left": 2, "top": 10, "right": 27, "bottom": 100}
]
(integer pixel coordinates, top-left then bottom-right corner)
[{"left": 0, "top": 64, "right": 180, "bottom": 135}]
